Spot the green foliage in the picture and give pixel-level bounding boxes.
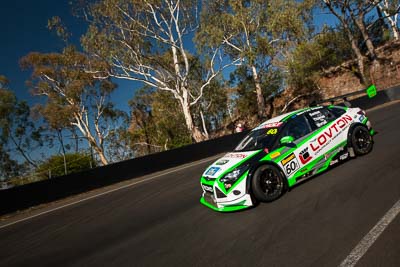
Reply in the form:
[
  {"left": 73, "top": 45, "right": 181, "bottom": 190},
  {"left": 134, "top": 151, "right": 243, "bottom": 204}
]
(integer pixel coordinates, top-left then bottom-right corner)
[
  {"left": 21, "top": 46, "right": 125, "bottom": 165},
  {"left": 47, "top": 16, "right": 70, "bottom": 43},
  {"left": 35, "top": 152, "right": 94, "bottom": 179},
  {"left": 230, "top": 66, "right": 258, "bottom": 118},
  {"left": 0, "top": 78, "right": 42, "bottom": 170},
  {"left": 186, "top": 56, "right": 229, "bottom": 134},
  {"left": 127, "top": 88, "right": 192, "bottom": 157},
  {"left": 287, "top": 26, "right": 353, "bottom": 92},
  {"left": 230, "top": 66, "right": 282, "bottom": 119},
  {"left": 20, "top": 46, "right": 117, "bottom": 131},
  {"left": 196, "top": 0, "right": 314, "bottom": 117},
  {"left": 0, "top": 142, "right": 21, "bottom": 180}
]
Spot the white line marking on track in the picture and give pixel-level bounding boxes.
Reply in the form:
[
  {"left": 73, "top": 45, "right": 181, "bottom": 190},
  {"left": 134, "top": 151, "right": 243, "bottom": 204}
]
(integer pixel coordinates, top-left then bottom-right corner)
[
  {"left": 0, "top": 155, "right": 219, "bottom": 230},
  {"left": 339, "top": 199, "right": 400, "bottom": 267}
]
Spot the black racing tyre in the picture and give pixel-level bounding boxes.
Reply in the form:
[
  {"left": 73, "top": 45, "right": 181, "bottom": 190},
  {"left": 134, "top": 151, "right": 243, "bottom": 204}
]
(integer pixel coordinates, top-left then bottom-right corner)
[
  {"left": 351, "top": 125, "right": 373, "bottom": 155},
  {"left": 251, "top": 165, "right": 287, "bottom": 202}
]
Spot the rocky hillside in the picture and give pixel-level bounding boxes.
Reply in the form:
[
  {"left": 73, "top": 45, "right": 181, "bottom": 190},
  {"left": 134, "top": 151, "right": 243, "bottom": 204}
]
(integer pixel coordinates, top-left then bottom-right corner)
[{"left": 272, "top": 40, "right": 400, "bottom": 116}]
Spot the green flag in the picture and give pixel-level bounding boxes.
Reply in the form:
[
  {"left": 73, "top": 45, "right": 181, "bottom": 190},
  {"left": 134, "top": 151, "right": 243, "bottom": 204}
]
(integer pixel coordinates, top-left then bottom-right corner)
[{"left": 366, "top": 85, "right": 377, "bottom": 98}]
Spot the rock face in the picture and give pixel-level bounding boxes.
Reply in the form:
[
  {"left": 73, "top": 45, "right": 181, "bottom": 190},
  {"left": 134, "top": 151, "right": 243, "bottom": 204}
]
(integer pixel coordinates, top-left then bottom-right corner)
[{"left": 318, "top": 41, "right": 400, "bottom": 99}]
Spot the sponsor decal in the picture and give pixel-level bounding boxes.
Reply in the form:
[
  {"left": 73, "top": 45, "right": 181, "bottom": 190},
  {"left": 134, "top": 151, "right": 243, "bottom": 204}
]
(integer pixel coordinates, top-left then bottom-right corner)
[
  {"left": 267, "top": 128, "right": 278, "bottom": 135},
  {"left": 269, "top": 151, "right": 281, "bottom": 159},
  {"left": 359, "top": 115, "right": 365, "bottom": 122},
  {"left": 324, "top": 147, "right": 344, "bottom": 160},
  {"left": 309, "top": 111, "right": 322, "bottom": 116},
  {"left": 297, "top": 106, "right": 323, "bottom": 115},
  {"left": 202, "top": 184, "right": 213, "bottom": 193},
  {"left": 224, "top": 153, "right": 248, "bottom": 159},
  {"left": 205, "top": 167, "right": 221, "bottom": 176},
  {"left": 215, "top": 159, "right": 229, "bottom": 165},
  {"left": 329, "top": 159, "right": 339, "bottom": 166},
  {"left": 310, "top": 115, "right": 353, "bottom": 154},
  {"left": 309, "top": 110, "right": 328, "bottom": 127},
  {"left": 259, "top": 122, "right": 283, "bottom": 129},
  {"left": 281, "top": 153, "right": 300, "bottom": 176},
  {"left": 339, "top": 153, "right": 349, "bottom": 161},
  {"left": 281, "top": 153, "right": 296, "bottom": 165},
  {"left": 299, "top": 147, "right": 312, "bottom": 164}
]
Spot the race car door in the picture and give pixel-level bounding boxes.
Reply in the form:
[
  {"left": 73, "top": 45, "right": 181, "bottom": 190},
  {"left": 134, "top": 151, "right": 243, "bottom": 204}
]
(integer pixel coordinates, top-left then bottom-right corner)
[{"left": 278, "top": 113, "right": 314, "bottom": 178}]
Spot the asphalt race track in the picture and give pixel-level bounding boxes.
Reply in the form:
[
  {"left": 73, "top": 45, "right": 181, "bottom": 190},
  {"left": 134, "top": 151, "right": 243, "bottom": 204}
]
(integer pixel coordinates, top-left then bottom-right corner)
[{"left": 1, "top": 102, "right": 400, "bottom": 267}]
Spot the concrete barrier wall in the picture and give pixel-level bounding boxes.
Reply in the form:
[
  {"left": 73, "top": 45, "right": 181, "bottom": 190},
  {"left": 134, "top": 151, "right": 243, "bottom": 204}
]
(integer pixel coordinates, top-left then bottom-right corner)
[
  {"left": 1, "top": 85, "right": 400, "bottom": 215},
  {"left": 0, "top": 131, "right": 247, "bottom": 215}
]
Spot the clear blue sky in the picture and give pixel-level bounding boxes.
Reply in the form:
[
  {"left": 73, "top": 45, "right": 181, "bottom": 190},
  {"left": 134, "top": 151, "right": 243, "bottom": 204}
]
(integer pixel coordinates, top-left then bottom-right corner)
[
  {"left": 1, "top": 1, "right": 79, "bottom": 103},
  {"left": 0, "top": 1, "right": 137, "bottom": 112},
  {"left": 0, "top": 1, "right": 338, "bottom": 112}
]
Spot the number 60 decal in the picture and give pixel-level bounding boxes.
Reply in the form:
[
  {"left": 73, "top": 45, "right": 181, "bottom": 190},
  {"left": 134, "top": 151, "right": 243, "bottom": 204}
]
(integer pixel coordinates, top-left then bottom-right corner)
[
  {"left": 285, "top": 161, "right": 298, "bottom": 175},
  {"left": 281, "top": 153, "right": 300, "bottom": 176}
]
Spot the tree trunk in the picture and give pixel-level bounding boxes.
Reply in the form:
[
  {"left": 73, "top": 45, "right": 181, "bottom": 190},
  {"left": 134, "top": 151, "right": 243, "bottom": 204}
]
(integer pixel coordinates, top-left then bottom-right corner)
[
  {"left": 388, "top": 17, "right": 399, "bottom": 40},
  {"left": 200, "top": 110, "right": 209, "bottom": 140},
  {"left": 92, "top": 144, "right": 108, "bottom": 165},
  {"left": 377, "top": 2, "right": 399, "bottom": 41},
  {"left": 86, "top": 134, "right": 108, "bottom": 165},
  {"left": 72, "top": 130, "right": 79, "bottom": 153},
  {"left": 57, "top": 129, "right": 67, "bottom": 175},
  {"left": 323, "top": 1, "right": 369, "bottom": 85},
  {"left": 354, "top": 17, "right": 377, "bottom": 60},
  {"left": 181, "top": 100, "right": 204, "bottom": 142},
  {"left": 8, "top": 128, "right": 37, "bottom": 168},
  {"left": 352, "top": 42, "right": 368, "bottom": 85},
  {"left": 250, "top": 65, "right": 266, "bottom": 119},
  {"left": 97, "top": 150, "right": 108, "bottom": 166},
  {"left": 343, "top": 24, "right": 369, "bottom": 85}
]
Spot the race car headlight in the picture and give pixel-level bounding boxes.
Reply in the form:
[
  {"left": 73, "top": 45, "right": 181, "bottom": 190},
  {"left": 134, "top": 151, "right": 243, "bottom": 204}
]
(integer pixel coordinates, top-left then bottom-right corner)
[{"left": 220, "top": 164, "right": 249, "bottom": 183}]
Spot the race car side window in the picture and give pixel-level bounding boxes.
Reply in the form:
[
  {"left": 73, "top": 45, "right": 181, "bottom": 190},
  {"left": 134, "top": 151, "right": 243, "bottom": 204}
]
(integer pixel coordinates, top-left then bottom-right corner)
[
  {"left": 306, "top": 107, "right": 336, "bottom": 129},
  {"left": 328, "top": 106, "right": 346, "bottom": 118},
  {"left": 281, "top": 115, "right": 312, "bottom": 141}
]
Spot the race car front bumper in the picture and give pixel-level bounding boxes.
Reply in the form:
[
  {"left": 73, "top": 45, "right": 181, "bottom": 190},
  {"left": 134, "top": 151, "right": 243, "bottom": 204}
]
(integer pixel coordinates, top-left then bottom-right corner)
[
  {"left": 200, "top": 193, "right": 253, "bottom": 212},
  {"left": 200, "top": 176, "right": 253, "bottom": 212}
]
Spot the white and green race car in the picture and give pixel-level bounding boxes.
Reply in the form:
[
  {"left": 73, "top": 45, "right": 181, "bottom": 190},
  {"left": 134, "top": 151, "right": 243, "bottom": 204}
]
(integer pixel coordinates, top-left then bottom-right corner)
[{"left": 200, "top": 104, "right": 375, "bottom": 212}]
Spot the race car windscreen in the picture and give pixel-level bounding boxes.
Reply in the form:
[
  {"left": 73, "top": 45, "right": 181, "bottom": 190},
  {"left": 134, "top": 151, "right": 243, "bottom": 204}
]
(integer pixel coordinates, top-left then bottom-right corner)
[{"left": 234, "top": 127, "right": 281, "bottom": 152}]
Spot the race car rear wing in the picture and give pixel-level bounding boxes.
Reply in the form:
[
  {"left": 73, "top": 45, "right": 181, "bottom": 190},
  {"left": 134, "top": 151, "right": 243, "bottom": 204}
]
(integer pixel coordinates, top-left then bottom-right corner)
[{"left": 310, "top": 84, "right": 377, "bottom": 107}]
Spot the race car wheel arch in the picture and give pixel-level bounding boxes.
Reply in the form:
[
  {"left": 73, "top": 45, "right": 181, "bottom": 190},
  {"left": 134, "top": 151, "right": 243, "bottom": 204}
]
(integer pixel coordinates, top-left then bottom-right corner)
[
  {"left": 246, "top": 161, "right": 285, "bottom": 191},
  {"left": 249, "top": 163, "right": 288, "bottom": 202},
  {"left": 347, "top": 123, "right": 374, "bottom": 156}
]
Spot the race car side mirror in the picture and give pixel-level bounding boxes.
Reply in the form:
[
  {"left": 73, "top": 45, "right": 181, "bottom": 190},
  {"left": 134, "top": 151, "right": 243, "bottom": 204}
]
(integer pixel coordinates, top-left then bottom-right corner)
[{"left": 280, "top": 136, "right": 294, "bottom": 145}]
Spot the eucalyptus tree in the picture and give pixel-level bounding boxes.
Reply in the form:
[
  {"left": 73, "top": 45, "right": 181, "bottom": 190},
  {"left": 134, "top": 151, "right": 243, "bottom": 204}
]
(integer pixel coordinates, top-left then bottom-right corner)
[
  {"left": 0, "top": 76, "right": 41, "bottom": 171},
  {"left": 196, "top": 0, "right": 314, "bottom": 119},
  {"left": 128, "top": 87, "right": 192, "bottom": 156},
  {"left": 373, "top": 0, "right": 400, "bottom": 40},
  {"left": 21, "top": 46, "right": 123, "bottom": 165},
  {"left": 322, "top": 0, "right": 382, "bottom": 84},
  {"left": 80, "top": 0, "right": 237, "bottom": 142},
  {"left": 0, "top": 78, "right": 24, "bottom": 178}
]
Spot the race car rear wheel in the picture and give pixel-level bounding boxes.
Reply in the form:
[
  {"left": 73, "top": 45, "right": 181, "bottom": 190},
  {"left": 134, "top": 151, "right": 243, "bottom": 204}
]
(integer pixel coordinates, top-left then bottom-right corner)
[
  {"left": 351, "top": 125, "right": 373, "bottom": 155},
  {"left": 251, "top": 165, "right": 286, "bottom": 202}
]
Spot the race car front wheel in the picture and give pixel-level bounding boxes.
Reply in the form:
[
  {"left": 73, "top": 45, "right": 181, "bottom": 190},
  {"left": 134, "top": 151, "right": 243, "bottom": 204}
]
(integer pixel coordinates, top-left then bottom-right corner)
[
  {"left": 351, "top": 125, "right": 373, "bottom": 155},
  {"left": 251, "top": 165, "right": 286, "bottom": 202}
]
